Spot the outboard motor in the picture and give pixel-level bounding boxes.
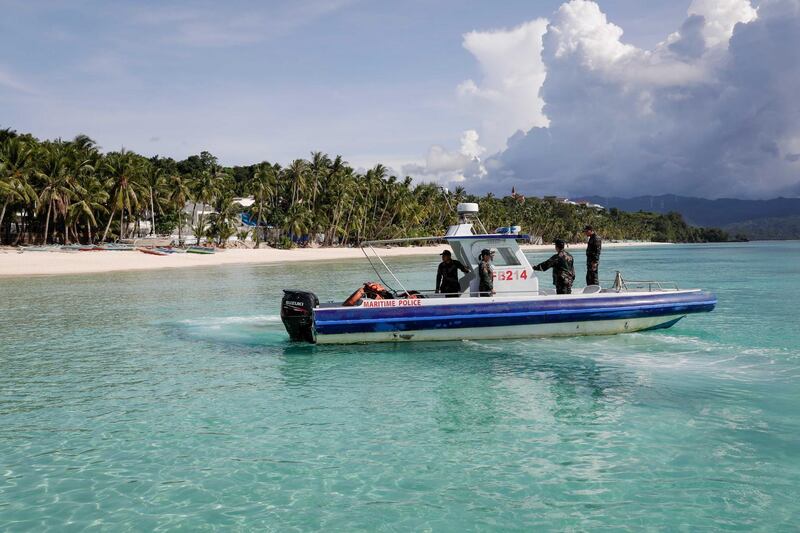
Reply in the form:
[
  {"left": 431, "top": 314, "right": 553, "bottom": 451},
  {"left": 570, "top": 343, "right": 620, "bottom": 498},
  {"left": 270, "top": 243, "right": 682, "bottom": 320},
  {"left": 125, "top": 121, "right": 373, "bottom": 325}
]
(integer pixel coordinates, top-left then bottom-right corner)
[{"left": 281, "top": 290, "right": 319, "bottom": 343}]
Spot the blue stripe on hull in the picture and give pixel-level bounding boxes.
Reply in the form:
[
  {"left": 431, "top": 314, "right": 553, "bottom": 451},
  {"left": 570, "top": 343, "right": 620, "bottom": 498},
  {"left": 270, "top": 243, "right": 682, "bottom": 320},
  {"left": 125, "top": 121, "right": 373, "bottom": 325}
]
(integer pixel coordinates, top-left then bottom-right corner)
[
  {"left": 314, "top": 292, "right": 715, "bottom": 336},
  {"left": 315, "top": 315, "right": 688, "bottom": 344}
]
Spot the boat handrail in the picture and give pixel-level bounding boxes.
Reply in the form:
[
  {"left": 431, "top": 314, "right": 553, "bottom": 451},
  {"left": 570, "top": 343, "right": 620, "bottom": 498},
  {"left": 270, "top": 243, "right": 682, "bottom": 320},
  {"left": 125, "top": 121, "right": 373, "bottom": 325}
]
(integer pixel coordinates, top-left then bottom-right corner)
[
  {"left": 359, "top": 282, "right": 684, "bottom": 299},
  {"left": 361, "top": 236, "right": 445, "bottom": 247},
  {"left": 601, "top": 279, "right": 681, "bottom": 291},
  {"left": 360, "top": 234, "right": 531, "bottom": 247}
]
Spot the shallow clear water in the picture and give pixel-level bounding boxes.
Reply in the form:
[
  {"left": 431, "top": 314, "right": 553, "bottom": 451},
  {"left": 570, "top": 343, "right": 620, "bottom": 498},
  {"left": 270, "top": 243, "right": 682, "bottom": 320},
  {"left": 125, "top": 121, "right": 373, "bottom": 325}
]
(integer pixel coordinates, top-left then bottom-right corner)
[{"left": 1, "top": 242, "right": 799, "bottom": 531}]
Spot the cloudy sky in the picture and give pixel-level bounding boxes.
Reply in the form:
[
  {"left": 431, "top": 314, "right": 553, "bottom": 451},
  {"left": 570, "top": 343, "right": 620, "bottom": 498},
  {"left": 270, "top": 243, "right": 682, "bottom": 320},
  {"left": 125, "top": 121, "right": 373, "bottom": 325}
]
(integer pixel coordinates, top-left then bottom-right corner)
[{"left": 2, "top": 0, "right": 798, "bottom": 198}]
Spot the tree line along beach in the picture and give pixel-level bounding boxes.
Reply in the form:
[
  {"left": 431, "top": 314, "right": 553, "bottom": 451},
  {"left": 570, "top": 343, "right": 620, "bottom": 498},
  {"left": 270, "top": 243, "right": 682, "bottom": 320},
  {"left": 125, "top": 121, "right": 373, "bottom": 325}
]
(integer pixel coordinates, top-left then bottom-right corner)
[
  {"left": 1, "top": 127, "right": 734, "bottom": 273},
  {"left": 0, "top": 240, "right": 669, "bottom": 278}
]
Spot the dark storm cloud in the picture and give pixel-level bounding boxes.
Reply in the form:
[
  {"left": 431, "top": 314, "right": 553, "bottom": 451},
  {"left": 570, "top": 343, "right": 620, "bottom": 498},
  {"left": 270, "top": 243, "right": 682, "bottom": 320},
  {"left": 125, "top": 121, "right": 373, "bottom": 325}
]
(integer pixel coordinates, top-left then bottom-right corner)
[{"left": 463, "top": 0, "right": 800, "bottom": 199}]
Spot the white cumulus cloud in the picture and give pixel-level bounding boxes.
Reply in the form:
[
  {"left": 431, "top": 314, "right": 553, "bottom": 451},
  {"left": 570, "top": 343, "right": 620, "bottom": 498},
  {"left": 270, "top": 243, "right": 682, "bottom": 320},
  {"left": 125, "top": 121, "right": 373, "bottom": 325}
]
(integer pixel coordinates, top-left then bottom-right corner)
[
  {"left": 406, "top": 20, "right": 548, "bottom": 186},
  {"left": 688, "top": 0, "right": 758, "bottom": 48},
  {"left": 402, "top": 130, "right": 487, "bottom": 183},
  {"left": 457, "top": 19, "right": 550, "bottom": 153}
]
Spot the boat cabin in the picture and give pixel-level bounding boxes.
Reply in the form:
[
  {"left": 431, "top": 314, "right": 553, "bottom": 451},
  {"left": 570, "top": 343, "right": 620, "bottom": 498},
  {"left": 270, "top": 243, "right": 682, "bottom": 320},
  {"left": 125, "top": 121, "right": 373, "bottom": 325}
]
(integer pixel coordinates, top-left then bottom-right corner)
[{"left": 443, "top": 204, "right": 538, "bottom": 297}]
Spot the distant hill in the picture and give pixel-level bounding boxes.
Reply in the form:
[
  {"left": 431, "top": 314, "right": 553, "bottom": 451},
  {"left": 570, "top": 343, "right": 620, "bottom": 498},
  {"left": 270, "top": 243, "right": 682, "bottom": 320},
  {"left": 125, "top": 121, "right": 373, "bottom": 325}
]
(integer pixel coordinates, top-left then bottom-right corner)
[
  {"left": 581, "top": 195, "right": 800, "bottom": 226},
  {"left": 581, "top": 195, "right": 800, "bottom": 239}
]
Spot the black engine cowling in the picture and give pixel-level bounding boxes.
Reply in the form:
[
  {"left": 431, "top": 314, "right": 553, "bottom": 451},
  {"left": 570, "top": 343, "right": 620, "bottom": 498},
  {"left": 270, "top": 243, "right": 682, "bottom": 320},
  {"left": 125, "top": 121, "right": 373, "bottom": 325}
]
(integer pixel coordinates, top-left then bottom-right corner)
[{"left": 281, "top": 290, "right": 319, "bottom": 343}]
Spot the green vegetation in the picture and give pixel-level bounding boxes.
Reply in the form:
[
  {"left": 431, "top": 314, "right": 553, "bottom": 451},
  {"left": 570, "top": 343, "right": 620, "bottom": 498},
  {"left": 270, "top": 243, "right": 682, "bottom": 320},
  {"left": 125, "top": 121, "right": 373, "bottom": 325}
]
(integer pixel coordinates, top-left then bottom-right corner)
[
  {"left": 472, "top": 201, "right": 730, "bottom": 243},
  {"left": 0, "top": 127, "right": 730, "bottom": 246},
  {"left": 724, "top": 215, "right": 800, "bottom": 241}
]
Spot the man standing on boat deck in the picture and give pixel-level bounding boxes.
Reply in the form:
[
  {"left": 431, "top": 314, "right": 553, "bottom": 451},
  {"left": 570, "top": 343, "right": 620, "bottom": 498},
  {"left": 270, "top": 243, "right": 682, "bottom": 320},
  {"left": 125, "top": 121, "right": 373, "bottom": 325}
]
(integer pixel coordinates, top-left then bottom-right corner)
[
  {"left": 478, "top": 249, "right": 495, "bottom": 296},
  {"left": 584, "top": 225, "right": 602, "bottom": 286},
  {"left": 436, "top": 250, "right": 470, "bottom": 297},
  {"left": 533, "top": 239, "right": 576, "bottom": 294}
]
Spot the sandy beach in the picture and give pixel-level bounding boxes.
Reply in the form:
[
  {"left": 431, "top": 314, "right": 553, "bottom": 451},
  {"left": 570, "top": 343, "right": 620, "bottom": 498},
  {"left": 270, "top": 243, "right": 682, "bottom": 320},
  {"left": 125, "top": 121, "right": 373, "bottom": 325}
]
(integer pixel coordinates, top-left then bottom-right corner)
[{"left": 0, "top": 242, "right": 669, "bottom": 278}]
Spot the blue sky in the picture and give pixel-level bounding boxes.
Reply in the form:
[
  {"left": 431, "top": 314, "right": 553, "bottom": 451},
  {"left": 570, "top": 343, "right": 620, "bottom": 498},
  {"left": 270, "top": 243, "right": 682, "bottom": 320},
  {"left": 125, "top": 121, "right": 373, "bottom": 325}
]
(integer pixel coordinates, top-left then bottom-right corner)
[
  {"left": 1, "top": 1, "right": 688, "bottom": 164},
  {"left": 3, "top": 0, "right": 798, "bottom": 198}
]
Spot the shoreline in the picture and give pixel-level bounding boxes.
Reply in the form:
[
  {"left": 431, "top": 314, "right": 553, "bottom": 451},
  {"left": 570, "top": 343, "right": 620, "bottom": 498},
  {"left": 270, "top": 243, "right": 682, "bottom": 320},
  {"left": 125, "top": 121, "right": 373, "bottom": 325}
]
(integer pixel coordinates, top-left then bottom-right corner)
[{"left": 0, "top": 242, "right": 670, "bottom": 278}]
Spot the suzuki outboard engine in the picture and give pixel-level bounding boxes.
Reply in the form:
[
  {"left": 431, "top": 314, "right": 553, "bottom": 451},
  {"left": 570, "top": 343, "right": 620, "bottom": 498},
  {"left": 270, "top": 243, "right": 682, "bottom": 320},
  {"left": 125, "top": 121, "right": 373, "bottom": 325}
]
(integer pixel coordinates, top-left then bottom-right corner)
[{"left": 281, "top": 290, "right": 319, "bottom": 342}]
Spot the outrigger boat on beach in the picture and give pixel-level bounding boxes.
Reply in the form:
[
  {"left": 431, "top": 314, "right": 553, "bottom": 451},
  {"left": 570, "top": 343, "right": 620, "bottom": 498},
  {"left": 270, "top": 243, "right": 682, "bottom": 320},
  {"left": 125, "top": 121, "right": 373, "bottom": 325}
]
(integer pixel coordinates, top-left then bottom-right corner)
[
  {"left": 281, "top": 203, "right": 716, "bottom": 344},
  {"left": 137, "top": 247, "right": 170, "bottom": 256},
  {"left": 186, "top": 246, "right": 216, "bottom": 254}
]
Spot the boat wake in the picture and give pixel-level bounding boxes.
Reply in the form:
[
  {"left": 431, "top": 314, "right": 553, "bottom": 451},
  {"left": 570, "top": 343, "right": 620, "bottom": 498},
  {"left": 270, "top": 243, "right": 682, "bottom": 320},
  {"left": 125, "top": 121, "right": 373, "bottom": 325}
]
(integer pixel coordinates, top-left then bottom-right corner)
[
  {"left": 167, "top": 314, "right": 287, "bottom": 346},
  {"left": 177, "top": 315, "right": 282, "bottom": 327},
  {"left": 456, "top": 329, "right": 798, "bottom": 384},
  {"left": 540, "top": 332, "right": 798, "bottom": 383},
  {"left": 164, "top": 314, "right": 797, "bottom": 384}
]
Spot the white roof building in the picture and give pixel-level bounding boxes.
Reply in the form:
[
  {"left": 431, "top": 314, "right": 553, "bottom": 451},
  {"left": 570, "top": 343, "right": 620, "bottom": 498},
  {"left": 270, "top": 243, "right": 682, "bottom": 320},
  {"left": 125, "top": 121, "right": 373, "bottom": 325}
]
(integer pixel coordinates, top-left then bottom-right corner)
[{"left": 233, "top": 197, "right": 255, "bottom": 208}]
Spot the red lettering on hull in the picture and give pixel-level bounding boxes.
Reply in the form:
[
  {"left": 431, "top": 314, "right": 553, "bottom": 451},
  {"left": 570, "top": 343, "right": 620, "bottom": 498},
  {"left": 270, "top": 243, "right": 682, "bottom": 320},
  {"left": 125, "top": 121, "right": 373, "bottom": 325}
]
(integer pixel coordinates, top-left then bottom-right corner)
[{"left": 362, "top": 299, "right": 422, "bottom": 308}]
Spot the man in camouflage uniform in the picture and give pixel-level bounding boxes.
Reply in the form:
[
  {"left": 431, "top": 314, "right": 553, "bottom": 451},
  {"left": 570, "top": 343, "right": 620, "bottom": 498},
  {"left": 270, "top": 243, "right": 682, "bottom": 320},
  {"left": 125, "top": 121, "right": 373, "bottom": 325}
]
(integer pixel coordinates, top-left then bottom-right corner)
[
  {"left": 584, "top": 224, "right": 602, "bottom": 286},
  {"left": 478, "top": 248, "right": 495, "bottom": 296},
  {"left": 435, "top": 249, "right": 470, "bottom": 297},
  {"left": 533, "top": 239, "right": 575, "bottom": 294}
]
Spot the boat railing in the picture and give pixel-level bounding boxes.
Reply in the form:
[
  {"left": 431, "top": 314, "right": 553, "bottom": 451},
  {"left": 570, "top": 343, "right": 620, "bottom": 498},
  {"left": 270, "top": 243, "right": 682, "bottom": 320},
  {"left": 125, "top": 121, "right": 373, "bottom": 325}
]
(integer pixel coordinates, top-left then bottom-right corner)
[
  {"left": 390, "top": 281, "right": 681, "bottom": 299},
  {"left": 361, "top": 236, "right": 445, "bottom": 246},
  {"left": 319, "top": 281, "right": 687, "bottom": 306},
  {"left": 602, "top": 279, "right": 680, "bottom": 292}
]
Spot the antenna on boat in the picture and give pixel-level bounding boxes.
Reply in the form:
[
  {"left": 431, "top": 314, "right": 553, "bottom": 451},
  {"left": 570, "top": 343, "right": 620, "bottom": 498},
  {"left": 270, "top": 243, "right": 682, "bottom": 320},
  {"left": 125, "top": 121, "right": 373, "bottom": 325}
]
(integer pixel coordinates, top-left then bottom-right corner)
[
  {"left": 440, "top": 186, "right": 458, "bottom": 217},
  {"left": 360, "top": 244, "right": 409, "bottom": 296},
  {"left": 456, "top": 202, "right": 488, "bottom": 234}
]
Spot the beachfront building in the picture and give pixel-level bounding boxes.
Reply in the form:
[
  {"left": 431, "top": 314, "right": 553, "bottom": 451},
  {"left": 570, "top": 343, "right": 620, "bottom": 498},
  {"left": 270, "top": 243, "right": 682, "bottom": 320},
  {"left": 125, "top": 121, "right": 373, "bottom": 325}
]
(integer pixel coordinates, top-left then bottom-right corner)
[
  {"left": 572, "top": 199, "right": 606, "bottom": 210},
  {"left": 540, "top": 196, "right": 605, "bottom": 210},
  {"left": 173, "top": 198, "right": 260, "bottom": 245}
]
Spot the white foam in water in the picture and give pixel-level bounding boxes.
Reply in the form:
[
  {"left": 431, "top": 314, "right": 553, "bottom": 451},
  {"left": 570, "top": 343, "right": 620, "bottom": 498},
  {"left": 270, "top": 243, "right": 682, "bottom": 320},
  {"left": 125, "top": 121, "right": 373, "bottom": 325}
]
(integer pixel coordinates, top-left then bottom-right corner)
[
  {"left": 170, "top": 314, "right": 287, "bottom": 346},
  {"left": 178, "top": 315, "right": 282, "bottom": 327},
  {"left": 461, "top": 330, "right": 798, "bottom": 385},
  {"left": 461, "top": 339, "right": 506, "bottom": 353},
  {"left": 581, "top": 333, "right": 796, "bottom": 383}
]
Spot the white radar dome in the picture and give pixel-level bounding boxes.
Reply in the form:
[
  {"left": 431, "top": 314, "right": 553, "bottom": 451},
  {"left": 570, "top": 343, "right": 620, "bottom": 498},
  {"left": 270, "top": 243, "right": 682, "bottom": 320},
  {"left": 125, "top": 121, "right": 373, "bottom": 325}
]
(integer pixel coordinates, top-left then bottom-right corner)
[{"left": 456, "top": 203, "right": 479, "bottom": 215}]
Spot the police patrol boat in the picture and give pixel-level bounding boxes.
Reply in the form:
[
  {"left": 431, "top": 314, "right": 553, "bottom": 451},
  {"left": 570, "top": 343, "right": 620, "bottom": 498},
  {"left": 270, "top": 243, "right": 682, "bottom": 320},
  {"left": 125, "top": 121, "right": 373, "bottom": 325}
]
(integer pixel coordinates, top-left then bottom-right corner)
[{"left": 281, "top": 203, "right": 716, "bottom": 344}]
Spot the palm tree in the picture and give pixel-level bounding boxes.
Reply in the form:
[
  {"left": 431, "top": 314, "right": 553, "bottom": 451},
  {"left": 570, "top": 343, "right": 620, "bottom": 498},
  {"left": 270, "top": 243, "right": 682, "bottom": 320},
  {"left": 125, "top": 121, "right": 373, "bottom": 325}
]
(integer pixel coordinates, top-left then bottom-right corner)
[
  {"left": 35, "top": 144, "right": 72, "bottom": 244},
  {"left": 101, "top": 150, "right": 144, "bottom": 242},
  {"left": 0, "top": 137, "right": 35, "bottom": 242},
  {"left": 250, "top": 162, "right": 276, "bottom": 247},
  {"left": 208, "top": 195, "right": 239, "bottom": 246},
  {"left": 61, "top": 138, "right": 96, "bottom": 243},
  {"left": 285, "top": 159, "right": 308, "bottom": 208},
  {"left": 68, "top": 175, "right": 108, "bottom": 243},
  {"left": 283, "top": 203, "right": 312, "bottom": 242},
  {"left": 143, "top": 165, "right": 164, "bottom": 235},
  {"left": 308, "top": 151, "right": 331, "bottom": 217},
  {"left": 0, "top": 128, "right": 17, "bottom": 143},
  {"left": 189, "top": 164, "right": 227, "bottom": 245},
  {"left": 168, "top": 174, "right": 191, "bottom": 244},
  {"left": 321, "top": 157, "right": 350, "bottom": 245}
]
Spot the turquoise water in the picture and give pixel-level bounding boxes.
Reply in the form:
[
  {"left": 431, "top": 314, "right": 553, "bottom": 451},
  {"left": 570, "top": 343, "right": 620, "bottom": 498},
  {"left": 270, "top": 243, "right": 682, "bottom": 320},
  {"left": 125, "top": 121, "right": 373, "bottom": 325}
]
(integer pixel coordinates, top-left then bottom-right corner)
[{"left": 1, "top": 242, "right": 799, "bottom": 531}]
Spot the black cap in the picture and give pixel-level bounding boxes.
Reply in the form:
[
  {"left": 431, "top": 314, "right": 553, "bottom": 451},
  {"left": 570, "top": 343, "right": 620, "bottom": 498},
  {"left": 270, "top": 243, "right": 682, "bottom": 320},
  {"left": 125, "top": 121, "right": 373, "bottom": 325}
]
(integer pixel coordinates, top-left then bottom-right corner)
[
  {"left": 554, "top": 238, "right": 566, "bottom": 248},
  {"left": 480, "top": 248, "right": 491, "bottom": 257},
  {"left": 440, "top": 250, "right": 451, "bottom": 256},
  {"left": 584, "top": 225, "right": 593, "bottom": 231}
]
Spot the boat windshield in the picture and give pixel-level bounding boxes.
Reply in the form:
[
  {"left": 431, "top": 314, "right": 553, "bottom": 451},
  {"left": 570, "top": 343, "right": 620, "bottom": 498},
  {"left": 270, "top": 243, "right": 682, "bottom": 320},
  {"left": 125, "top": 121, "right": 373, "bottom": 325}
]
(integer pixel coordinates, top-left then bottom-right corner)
[{"left": 492, "top": 247, "right": 522, "bottom": 266}]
